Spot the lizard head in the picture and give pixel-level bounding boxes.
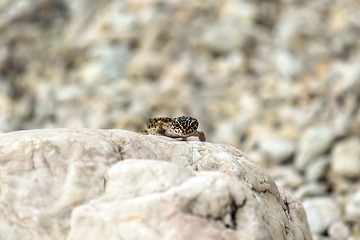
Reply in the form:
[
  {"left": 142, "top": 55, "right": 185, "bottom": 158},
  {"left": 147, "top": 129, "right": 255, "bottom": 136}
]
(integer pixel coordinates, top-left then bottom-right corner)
[{"left": 171, "top": 116, "right": 199, "bottom": 134}]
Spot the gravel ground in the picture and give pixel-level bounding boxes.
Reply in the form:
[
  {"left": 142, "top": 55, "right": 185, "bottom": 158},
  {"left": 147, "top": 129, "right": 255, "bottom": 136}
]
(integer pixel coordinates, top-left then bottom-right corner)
[{"left": 0, "top": 0, "right": 359, "bottom": 239}]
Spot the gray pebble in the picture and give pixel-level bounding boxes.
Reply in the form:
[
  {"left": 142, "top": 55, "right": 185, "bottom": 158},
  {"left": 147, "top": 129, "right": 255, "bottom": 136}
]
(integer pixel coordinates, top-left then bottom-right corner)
[
  {"left": 295, "top": 125, "right": 334, "bottom": 171},
  {"left": 303, "top": 197, "right": 341, "bottom": 234},
  {"left": 331, "top": 137, "right": 360, "bottom": 179}
]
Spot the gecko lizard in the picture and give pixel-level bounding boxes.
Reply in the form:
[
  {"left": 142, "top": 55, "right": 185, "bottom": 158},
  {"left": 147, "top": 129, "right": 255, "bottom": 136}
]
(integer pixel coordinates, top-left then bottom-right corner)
[{"left": 138, "top": 116, "right": 206, "bottom": 142}]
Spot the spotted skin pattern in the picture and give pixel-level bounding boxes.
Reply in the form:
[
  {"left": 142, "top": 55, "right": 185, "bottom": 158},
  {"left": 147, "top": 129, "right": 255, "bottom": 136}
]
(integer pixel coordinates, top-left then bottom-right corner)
[{"left": 138, "top": 116, "right": 206, "bottom": 142}]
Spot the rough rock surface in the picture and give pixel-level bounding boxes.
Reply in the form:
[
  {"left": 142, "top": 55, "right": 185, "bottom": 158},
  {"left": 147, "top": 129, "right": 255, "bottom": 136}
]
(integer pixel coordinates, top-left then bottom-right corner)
[{"left": 0, "top": 129, "right": 311, "bottom": 240}]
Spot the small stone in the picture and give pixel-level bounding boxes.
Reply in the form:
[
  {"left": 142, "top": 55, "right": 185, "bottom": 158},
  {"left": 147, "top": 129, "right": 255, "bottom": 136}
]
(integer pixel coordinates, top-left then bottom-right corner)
[
  {"left": 258, "top": 136, "right": 296, "bottom": 164},
  {"left": 345, "top": 190, "right": 360, "bottom": 222},
  {"left": 302, "top": 197, "right": 341, "bottom": 234},
  {"left": 295, "top": 125, "right": 334, "bottom": 171},
  {"left": 275, "top": 50, "right": 301, "bottom": 80},
  {"left": 201, "top": 20, "right": 246, "bottom": 54},
  {"left": 331, "top": 137, "right": 360, "bottom": 179},
  {"left": 305, "top": 157, "right": 329, "bottom": 182},
  {"left": 328, "top": 221, "right": 350, "bottom": 240},
  {"left": 83, "top": 44, "right": 132, "bottom": 82},
  {"left": 220, "top": 0, "right": 256, "bottom": 23},
  {"left": 212, "top": 120, "right": 239, "bottom": 145},
  {"left": 126, "top": 51, "right": 166, "bottom": 79},
  {"left": 295, "top": 183, "right": 328, "bottom": 200},
  {"left": 269, "top": 166, "right": 304, "bottom": 189}
]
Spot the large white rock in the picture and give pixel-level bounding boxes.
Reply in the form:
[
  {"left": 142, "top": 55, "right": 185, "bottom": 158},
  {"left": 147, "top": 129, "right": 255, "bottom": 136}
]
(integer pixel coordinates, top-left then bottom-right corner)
[{"left": 0, "top": 129, "right": 311, "bottom": 240}]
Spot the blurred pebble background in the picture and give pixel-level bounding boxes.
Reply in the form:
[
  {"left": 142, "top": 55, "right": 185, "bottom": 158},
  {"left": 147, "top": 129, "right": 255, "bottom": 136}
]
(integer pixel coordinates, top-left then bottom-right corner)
[{"left": 0, "top": 0, "right": 360, "bottom": 239}]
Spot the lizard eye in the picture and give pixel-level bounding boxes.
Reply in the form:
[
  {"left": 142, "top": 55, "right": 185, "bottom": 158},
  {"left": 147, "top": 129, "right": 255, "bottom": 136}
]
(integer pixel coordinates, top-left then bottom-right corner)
[{"left": 190, "top": 120, "right": 199, "bottom": 130}]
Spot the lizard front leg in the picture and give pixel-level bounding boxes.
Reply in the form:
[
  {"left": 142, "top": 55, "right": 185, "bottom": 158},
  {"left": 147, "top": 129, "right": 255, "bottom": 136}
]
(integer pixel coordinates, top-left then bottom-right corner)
[{"left": 197, "top": 131, "right": 206, "bottom": 142}]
